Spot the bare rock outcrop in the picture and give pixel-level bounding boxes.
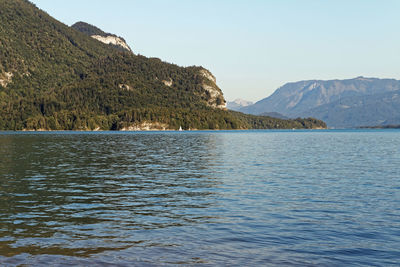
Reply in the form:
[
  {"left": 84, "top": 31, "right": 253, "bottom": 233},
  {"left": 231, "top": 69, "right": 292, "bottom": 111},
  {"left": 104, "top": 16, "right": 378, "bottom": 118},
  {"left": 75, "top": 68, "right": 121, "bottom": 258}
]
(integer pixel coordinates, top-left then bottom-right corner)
[
  {"left": 198, "top": 69, "right": 226, "bottom": 109},
  {"left": 0, "top": 72, "right": 13, "bottom": 87}
]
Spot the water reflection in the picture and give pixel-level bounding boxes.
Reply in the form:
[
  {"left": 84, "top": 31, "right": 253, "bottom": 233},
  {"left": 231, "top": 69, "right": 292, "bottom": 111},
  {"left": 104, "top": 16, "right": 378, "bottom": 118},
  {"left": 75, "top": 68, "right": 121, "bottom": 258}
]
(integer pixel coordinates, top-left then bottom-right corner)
[
  {"left": 1, "top": 130, "right": 400, "bottom": 266},
  {"left": 0, "top": 133, "right": 222, "bottom": 260}
]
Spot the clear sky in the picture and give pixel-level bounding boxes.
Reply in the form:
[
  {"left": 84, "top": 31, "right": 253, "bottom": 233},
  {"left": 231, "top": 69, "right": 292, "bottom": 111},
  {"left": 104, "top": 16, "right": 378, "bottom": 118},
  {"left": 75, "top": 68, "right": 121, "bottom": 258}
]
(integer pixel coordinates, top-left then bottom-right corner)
[{"left": 30, "top": 0, "right": 400, "bottom": 102}]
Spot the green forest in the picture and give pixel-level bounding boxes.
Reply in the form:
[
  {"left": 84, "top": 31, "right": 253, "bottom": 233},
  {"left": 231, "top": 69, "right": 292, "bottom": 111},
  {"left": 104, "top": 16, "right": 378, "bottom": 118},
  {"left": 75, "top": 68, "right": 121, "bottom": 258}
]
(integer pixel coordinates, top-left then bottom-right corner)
[{"left": 0, "top": 0, "right": 326, "bottom": 131}]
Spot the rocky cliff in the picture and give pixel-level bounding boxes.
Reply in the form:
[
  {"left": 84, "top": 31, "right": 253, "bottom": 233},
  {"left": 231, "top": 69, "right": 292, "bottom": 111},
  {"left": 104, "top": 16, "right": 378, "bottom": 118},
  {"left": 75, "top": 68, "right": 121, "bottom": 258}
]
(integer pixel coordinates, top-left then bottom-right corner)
[
  {"left": 72, "top": 21, "right": 133, "bottom": 53},
  {"left": 198, "top": 69, "right": 226, "bottom": 109}
]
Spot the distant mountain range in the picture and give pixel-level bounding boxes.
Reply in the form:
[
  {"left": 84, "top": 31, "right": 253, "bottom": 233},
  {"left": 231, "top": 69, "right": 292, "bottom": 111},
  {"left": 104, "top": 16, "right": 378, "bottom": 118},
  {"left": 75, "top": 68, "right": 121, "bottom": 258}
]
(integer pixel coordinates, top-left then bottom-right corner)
[
  {"left": 258, "top": 112, "right": 288, "bottom": 120},
  {"left": 227, "top": 99, "right": 253, "bottom": 111},
  {"left": 228, "top": 99, "right": 288, "bottom": 119},
  {"left": 239, "top": 77, "right": 400, "bottom": 128}
]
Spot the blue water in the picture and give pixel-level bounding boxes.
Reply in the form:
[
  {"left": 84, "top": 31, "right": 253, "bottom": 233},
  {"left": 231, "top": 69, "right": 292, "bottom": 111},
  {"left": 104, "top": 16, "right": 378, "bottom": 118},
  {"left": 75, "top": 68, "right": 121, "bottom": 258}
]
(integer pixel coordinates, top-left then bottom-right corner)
[{"left": 0, "top": 130, "right": 399, "bottom": 266}]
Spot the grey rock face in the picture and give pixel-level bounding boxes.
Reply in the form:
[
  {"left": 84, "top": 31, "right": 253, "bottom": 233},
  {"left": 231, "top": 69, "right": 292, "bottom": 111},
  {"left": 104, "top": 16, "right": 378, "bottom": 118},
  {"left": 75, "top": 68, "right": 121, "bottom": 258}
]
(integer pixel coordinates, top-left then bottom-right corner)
[{"left": 240, "top": 77, "right": 400, "bottom": 127}]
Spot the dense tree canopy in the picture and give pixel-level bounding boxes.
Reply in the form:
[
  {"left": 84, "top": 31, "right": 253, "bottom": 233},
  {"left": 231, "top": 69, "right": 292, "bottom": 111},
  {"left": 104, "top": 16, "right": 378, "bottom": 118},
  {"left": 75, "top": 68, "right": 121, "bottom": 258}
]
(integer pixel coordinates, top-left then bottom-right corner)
[{"left": 0, "top": 0, "right": 326, "bottom": 131}]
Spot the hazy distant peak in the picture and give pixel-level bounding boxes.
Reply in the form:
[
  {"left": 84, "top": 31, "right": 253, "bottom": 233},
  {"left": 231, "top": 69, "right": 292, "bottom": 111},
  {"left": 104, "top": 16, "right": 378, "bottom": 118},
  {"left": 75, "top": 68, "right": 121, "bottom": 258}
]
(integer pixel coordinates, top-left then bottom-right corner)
[
  {"left": 232, "top": 98, "right": 253, "bottom": 106},
  {"left": 239, "top": 77, "right": 400, "bottom": 127},
  {"left": 227, "top": 98, "right": 254, "bottom": 111},
  {"left": 355, "top": 76, "right": 375, "bottom": 81}
]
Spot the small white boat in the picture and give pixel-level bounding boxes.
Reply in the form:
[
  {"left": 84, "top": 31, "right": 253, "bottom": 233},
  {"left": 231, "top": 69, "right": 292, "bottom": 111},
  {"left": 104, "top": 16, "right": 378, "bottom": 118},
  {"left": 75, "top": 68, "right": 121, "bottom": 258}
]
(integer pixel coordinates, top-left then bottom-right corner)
[{"left": 179, "top": 126, "right": 183, "bottom": 131}]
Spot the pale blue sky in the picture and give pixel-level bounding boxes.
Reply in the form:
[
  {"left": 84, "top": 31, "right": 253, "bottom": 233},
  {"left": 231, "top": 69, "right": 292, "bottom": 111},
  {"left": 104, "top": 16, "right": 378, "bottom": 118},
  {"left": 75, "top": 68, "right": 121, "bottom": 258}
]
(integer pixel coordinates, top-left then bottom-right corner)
[{"left": 31, "top": 0, "right": 400, "bottom": 101}]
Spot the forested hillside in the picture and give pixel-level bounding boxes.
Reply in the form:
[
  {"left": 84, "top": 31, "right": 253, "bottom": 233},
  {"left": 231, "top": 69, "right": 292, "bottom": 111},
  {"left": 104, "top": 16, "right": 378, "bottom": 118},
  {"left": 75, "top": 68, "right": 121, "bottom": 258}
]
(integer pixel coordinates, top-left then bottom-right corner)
[{"left": 0, "top": 0, "right": 326, "bottom": 130}]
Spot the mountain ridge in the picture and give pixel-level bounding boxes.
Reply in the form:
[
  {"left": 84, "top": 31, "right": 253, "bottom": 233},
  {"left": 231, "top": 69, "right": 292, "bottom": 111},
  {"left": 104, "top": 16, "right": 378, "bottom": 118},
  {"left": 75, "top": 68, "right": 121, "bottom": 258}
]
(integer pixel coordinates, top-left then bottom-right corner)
[
  {"left": 71, "top": 21, "right": 133, "bottom": 53},
  {"left": 0, "top": 0, "right": 326, "bottom": 130},
  {"left": 227, "top": 98, "right": 253, "bottom": 111},
  {"left": 240, "top": 77, "right": 400, "bottom": 127}
]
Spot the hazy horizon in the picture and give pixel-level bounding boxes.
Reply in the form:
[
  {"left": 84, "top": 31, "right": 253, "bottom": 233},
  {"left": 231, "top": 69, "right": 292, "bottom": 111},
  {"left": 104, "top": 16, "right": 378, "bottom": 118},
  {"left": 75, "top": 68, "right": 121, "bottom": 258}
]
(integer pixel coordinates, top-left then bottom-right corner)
[{"left": 30, "top": 0, "right": 400, "bottom": 102}]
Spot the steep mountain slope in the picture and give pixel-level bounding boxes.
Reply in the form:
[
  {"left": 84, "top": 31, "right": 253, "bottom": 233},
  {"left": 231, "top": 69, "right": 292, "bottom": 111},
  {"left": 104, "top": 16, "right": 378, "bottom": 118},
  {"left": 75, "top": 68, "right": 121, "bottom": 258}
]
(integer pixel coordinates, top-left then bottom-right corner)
[
  {"left": 0, "top": 0, "right": 226, "bottom": 130},
  {"left": 258, "top": 112, "right": 288, "bottom": 120},
  {"left": 301, "top": 90, "right": 400, "bottom": 127},
  {"left": 240, "top": 77, "right": 400, "bottom": 127},
  {"left": 0, "top": 0, "right": 325, "bottom": 130},
  {"left": 71, "top": 21, "right": 133, "bottom": 53}
]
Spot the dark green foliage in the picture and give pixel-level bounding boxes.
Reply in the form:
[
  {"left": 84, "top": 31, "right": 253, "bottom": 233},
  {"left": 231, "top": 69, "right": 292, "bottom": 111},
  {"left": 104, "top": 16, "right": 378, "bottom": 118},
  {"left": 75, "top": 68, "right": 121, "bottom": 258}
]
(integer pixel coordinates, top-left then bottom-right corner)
[
  {"left": 0, "top": 0, "right": 326, "bottom": 131},
  {"left": 360, "top": 124, "right": 400, "bottom": 129},
  {"left": 228, "top": 112, "right": 326, "bottom": 130},
  {"left": 71, "top": 22, "right": 110, "bottom": 37}
]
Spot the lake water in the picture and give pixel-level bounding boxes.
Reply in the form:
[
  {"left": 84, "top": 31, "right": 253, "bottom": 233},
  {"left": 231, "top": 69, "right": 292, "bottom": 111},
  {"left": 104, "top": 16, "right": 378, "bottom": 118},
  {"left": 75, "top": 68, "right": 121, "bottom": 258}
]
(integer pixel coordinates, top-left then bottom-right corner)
[{"left": 0, "top": 130, "right": 399, "bottom": 266}]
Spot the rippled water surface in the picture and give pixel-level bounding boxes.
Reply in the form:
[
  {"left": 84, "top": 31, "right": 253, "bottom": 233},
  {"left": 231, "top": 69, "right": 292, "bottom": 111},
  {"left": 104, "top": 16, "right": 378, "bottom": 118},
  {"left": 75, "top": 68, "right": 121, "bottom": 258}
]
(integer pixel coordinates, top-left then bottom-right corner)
[{"left": 0, "top": 130, "right": 400, "bottom": 266}]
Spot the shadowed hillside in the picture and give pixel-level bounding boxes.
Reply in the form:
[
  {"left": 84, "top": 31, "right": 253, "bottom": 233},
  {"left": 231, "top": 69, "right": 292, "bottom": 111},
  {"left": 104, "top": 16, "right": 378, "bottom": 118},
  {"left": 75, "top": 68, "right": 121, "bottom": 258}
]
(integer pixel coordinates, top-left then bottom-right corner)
[{"left": 0, "top": 0, "right": 326, "bottom": 130}]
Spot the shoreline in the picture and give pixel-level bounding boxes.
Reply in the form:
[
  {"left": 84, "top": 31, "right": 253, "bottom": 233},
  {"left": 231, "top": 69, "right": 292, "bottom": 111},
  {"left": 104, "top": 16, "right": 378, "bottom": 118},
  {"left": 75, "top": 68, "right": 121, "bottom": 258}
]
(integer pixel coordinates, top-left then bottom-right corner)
[
  {"left": 2, "top": 127, "right": 400, "bottom": 133},
  {"left": 1, "top": 128, "right": 338, "bottom": 133}
]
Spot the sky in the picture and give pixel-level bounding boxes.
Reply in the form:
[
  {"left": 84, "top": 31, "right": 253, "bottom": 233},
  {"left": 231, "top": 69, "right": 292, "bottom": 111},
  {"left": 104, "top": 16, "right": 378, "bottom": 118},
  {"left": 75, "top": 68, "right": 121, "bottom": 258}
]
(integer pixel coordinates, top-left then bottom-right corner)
[{"left": 30, "top": 0, "right": 400, "bottom": 102}]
